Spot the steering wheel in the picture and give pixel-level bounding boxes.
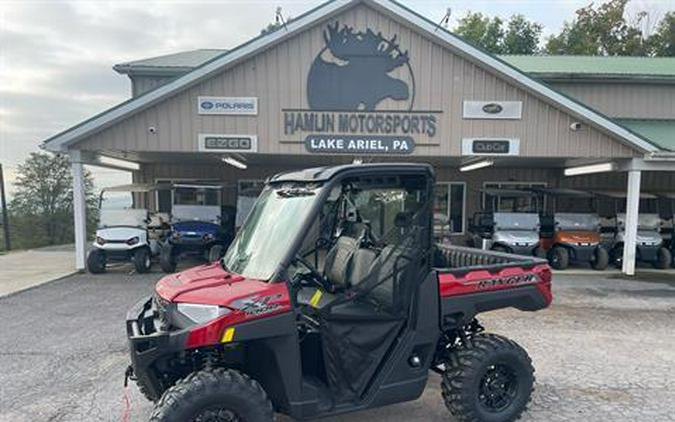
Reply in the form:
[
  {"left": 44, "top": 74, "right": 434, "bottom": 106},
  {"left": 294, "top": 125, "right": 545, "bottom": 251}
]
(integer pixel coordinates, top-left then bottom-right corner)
[{"left": 293, "top": 254, "right": 332, "bottom": 292}]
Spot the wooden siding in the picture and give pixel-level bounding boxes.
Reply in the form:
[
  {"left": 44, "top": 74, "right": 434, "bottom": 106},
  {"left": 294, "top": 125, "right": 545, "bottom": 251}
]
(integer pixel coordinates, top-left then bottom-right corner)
[
  {"left": 551, "top": 82, "right": 675, "bottom": 120},
  {"left": 75, "top": 3, "right": 638, "bottom": 159}
]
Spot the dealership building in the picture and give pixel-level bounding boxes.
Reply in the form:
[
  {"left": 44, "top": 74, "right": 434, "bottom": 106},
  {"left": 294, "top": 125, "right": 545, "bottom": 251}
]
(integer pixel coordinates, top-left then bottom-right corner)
[{"left": 43, "top": 0, "right": 675, "bottom": 274}]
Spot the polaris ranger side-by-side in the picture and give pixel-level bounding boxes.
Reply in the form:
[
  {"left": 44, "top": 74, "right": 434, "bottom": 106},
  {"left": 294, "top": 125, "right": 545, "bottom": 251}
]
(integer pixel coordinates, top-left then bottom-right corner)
[{"left": 126, "top": 164, "right": 552, "bottom": 422}]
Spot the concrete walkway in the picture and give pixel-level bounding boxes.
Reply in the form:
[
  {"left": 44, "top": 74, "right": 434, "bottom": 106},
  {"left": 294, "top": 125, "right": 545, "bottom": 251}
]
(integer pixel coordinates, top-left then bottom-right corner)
[{"left": 0, "top": 244, "right": 76, "bottom": 297}]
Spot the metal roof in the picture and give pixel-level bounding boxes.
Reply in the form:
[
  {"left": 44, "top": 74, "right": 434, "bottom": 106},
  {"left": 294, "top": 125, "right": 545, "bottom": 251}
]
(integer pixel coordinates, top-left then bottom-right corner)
[
  {"left": 113, "top": 49, "right": 227, "bottom": 75},
  {"left": 500, "top": 55, "right": 675, "bottom": 82},
  {"left": 114, "top": 51, "right": 675, "bottom": 82},
  {"left": 616, "top": 119, "right": 675, "bottom": 152},
  {"left": 42, "top": 0, "right": 660, "bottom": 154}
]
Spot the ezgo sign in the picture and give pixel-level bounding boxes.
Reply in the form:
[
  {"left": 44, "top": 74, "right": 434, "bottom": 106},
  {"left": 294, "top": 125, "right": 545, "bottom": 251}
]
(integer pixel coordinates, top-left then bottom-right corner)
[
  {"left": 198, "top": 134, "right": 258, "bottom": 153},
  {"left": 198, "top": 96, "right": 258, "bottom": 115}
]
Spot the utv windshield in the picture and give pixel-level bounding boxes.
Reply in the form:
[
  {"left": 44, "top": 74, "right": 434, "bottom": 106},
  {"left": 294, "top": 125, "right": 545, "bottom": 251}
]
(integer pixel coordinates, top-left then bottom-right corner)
[
  {"left": 555, "top": 213, "right": 600, "bottom": 231},
  {"left": 221, "top": 182, "right": 323, "bottom": 280},
  {"left": 101, "top": 191, "right": 133, "bottom": 210}
]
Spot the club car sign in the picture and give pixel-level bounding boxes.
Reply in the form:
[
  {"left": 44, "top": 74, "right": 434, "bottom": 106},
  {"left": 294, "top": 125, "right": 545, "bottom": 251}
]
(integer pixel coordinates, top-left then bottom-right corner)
[{"left": 282, "top": 22, "right": 442, "bottom": 155}]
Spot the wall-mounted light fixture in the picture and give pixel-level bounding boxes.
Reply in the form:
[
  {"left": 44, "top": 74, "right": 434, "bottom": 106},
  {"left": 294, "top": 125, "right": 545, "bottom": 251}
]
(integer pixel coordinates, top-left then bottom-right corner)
[
  {"left": 564, "top": 162, "right": 615, "bottom": 176},
  {"left": 459, "top": 159, "right": 494, "bottom": 172},
  {"left": 98, "top": 155, "right": 140, "bottom": 171},
  {"left": 221, "top": 156, "right": 247, "bottom": 170}
]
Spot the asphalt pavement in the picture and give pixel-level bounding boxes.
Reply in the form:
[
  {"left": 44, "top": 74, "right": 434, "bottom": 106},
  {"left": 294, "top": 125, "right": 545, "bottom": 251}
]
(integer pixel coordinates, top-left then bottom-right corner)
[{"left": 1, "top": 266, "right": 674, "bottom": 421}]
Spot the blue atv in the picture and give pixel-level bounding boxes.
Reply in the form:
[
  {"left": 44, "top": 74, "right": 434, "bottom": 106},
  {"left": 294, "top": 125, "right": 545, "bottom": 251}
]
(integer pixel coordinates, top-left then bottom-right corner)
[{"left": 159, "top": 184, "right": 234, "bottom": 273}]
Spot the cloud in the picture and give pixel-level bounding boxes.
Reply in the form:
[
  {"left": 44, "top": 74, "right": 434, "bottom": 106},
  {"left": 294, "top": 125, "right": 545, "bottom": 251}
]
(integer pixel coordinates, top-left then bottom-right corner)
[{"left": 1, "top": 0, "right": 673, "bottom": 193}]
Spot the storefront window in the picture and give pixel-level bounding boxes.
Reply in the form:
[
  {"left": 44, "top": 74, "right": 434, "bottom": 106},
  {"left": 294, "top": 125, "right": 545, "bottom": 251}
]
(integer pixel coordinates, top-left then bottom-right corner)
[{"left": 434, "top": 183, "right": 466, "bottom": 237}]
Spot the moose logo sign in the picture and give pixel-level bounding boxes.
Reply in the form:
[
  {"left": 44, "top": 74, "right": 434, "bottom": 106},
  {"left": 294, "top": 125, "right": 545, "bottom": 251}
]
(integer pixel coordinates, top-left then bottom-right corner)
[
  {"left": 307, "top": 22, "right": 413, "bottom": 111},
  {"left": 282, "top": 21, "right": 442, "bottom": 155}
]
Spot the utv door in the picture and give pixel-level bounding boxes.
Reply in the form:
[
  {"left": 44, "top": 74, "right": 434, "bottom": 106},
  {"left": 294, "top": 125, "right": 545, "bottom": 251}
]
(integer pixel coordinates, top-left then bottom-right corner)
[{"left": 317, "top": 174, "right": 440, "bottom": 405}]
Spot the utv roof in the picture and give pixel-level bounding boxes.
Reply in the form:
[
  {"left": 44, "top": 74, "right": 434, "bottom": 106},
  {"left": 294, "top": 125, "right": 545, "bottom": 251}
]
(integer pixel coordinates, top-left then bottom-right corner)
[
  {"left": 528, "top": 187, "right": 595, "bottom": 198},
  {"left": 269, "top": 163, "right": 434, "bottom": 183},
  {"left": 102, "top": 183, "right": 166, "bottom": 193},
  {"left": 594, "top": 190, "right": 658, "bottom": 199},
  {"left": 481, "top": 188, "right": 537, "bottom": 197},
  {"left": 172, "top": 183, "right": 223, "bottom": 189}
]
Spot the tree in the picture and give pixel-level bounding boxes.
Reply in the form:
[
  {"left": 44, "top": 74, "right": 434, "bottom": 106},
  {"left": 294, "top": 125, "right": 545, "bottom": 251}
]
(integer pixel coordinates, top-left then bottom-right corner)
[
  {"left": 454, "top": 12, "right": 542, "bottom": 55},
  {"left": 454, "top": 12, "right": 505, "bottom": 53},
  {"left": 545, "top": 0, "right": 650, "bottom": 56},
  {"left": 649, "top": 12, "right": 675, "bottom": 56},
  {"left": 261, "top": 22, "right": 284, "bottom": 35},
  {"left": 503, "top": 15, "right": 543, "bottom": 54},
  {"left": 9, "top": 153, "right": 97, "bottom": 249}
]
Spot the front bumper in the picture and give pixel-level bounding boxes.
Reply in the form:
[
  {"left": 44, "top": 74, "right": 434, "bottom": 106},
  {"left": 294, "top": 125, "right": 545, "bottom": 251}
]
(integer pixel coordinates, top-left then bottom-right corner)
[
  {"left": 566, "top": 244, "right": 597, "bottom": 262},
  {"left": 510, "top": 244, "right": 538, "bottom": 256},
  {"left": 126, "top": 296, "right": 189, "bottom": 400},
  {"left": 637, "top": 244, "right": 660, "bottom": 262}
]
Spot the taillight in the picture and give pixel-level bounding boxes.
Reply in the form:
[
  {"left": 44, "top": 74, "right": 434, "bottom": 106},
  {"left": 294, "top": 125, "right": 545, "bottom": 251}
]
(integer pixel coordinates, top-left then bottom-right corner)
[{"left": 535, "top": 265, "right": 553, "bottom": 306}]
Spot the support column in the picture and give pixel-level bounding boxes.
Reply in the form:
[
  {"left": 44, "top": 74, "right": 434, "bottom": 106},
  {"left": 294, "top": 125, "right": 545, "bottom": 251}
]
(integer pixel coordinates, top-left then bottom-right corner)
[
  {"left": 70, "top": 151, "right": 87, "bottom": 271},
  {"left": 622, "top": 169, "right": 641, "bottom": 276}
]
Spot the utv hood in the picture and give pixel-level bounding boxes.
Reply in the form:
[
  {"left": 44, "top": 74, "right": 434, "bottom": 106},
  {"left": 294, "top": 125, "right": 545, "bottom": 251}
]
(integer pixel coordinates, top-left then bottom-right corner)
[
  {"left": 557, "top": 231, "right": 600, "bottom": 244},
  {"left": 493, "top": 230, "right": 539, "bottom": 246},
  {"left": 155, "top": 263, "right": 286, "bottom": 308}
]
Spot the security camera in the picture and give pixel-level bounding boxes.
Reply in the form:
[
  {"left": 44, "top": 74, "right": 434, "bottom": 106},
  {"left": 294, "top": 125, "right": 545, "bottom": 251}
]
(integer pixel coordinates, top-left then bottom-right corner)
[
  {"left": 570, "top": 122, "right": 582, "bottom": 131},
  {"left": 148, "top": 126, "right": 157, "bottom": 134}
]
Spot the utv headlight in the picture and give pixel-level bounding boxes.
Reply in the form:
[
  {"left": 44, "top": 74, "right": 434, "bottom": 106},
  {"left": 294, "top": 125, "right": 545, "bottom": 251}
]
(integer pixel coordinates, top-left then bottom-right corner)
[
  {"left": 126, "top": 236, "right": 140, "bottom": 246},
  {"left": 176, "top": 303, "right": 231, "bottom": 324},
  {"left": 96, "top": 236, "right": 106, "bottom": 245}
]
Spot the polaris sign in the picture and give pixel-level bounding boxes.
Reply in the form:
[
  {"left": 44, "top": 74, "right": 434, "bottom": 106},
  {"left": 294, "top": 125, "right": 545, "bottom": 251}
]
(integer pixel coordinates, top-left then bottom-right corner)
[{"left": 197, "top": 96, "right": 258, "bottom": 115}]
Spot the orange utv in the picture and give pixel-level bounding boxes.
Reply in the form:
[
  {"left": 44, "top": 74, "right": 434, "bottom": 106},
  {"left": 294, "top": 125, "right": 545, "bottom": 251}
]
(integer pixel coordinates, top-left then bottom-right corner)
[{"left": 534, "top": 189, "right": 609, "bottom": 270}]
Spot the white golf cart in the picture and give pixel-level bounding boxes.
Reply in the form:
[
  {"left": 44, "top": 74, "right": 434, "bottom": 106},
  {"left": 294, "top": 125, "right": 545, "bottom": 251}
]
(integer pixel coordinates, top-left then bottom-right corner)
[
  {"left": 468, "top": 188, "right": 543, "bottom": 256},
  {"left": 87, "top": 184, "right": 169, "bottom": 274},
  {"left": 595, "top": 191, "right": 671, "bottom": 269}
]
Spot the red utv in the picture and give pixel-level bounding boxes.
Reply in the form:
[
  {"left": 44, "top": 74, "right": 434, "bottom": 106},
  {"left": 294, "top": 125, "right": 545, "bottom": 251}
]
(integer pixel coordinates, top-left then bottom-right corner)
[{"left": 125, "top": 163, "right": 552, "bottom": 422}]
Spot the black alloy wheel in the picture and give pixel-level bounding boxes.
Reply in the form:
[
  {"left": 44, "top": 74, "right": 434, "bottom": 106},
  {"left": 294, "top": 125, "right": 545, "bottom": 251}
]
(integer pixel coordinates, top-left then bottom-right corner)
[{"left": 478, "top": 363, "right": 519, "bottom": 412}]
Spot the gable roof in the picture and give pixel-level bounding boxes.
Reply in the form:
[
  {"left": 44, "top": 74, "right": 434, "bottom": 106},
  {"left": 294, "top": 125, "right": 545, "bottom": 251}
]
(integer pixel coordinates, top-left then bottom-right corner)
[
  {"left": 617, "top": 119, "right": 675, "bottom": 152},
  {"left": 113, "top": 49, "right": 675, "bottom": 83},
  {"left": 42, "top": 0, "right": 660, "bottom": 154},
  {"left": 500, "top": 55, "right": 675, "bottom": 83},
  {"left": 113, "top": 49, "right": 227, "bottom": 76}
]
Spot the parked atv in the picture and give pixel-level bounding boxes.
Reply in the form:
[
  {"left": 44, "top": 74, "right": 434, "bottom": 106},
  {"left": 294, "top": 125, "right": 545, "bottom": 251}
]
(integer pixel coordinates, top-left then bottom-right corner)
[
  {"left": 87, "top": 184, "right": 168, "bottom": 274},
  {"left": 469, "top": 211, "right": 542, "bottom": 256},
  {"left": 596, "top": 191, "right": 671, "bottom": 269},
  {"left": 608, "top": 213, "right": 671, "bottom": 269},
  {"left": 533, "top": 188, "right": 608, "bottom": 270},
  {"left": 126, "top": 163, "right": 552, "bottom": 422},
  {"left": 656, "top": 193, "right": 675, "bottom": 268},
  {"left": 160, "top": 184, "right": 233, "bottom": 273}
]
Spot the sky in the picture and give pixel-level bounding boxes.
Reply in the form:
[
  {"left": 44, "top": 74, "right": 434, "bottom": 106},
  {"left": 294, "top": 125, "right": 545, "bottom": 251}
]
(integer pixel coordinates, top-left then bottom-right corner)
[{"left": 1, "top": 0, "right": 673, "bottom": 196}]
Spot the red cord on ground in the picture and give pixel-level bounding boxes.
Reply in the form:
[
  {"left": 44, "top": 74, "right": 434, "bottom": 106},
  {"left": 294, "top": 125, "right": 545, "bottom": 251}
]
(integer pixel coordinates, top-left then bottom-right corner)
[{"left": 121, "top": 385, "right": 131, "bottom": 422}]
